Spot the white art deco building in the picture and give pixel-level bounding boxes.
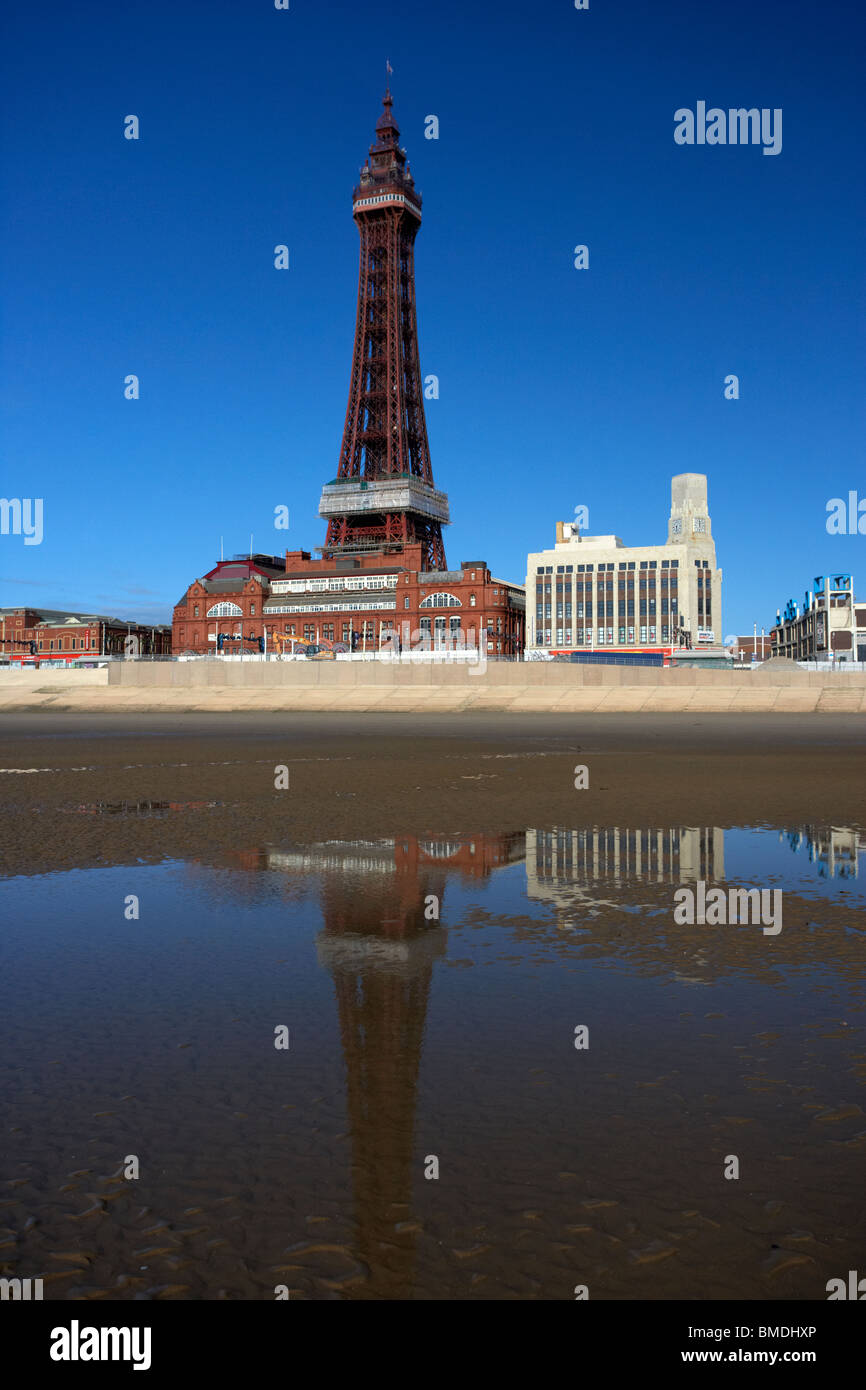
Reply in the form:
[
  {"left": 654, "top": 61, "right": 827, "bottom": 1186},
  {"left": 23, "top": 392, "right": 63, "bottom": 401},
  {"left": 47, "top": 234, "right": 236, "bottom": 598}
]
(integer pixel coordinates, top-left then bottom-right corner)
[{"left": 525, "top": 474, "right": 723, "bottom": 659}]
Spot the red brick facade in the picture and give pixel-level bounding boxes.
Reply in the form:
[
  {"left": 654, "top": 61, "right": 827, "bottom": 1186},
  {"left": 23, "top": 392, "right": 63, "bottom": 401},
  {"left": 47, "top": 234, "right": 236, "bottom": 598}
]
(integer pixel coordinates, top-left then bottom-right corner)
[
  {"left": 0, "top": 607, "right": 171, "bottom": 663},
  {"left": 172, "top": 546, "right": 525, "bottom": 657}
]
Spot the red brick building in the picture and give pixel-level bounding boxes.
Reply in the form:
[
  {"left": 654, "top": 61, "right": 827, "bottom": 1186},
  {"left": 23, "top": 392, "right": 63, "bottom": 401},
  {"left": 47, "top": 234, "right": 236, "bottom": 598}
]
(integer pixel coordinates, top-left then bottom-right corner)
[
  {"left": 173, "top": 546, "right": 524, "bottom": 657},
  {"left": 0, "top": 607, "right": 171, "bottom": 664},
  {"left": 728, "top": 634, "right": 772, "bottom": 663}
]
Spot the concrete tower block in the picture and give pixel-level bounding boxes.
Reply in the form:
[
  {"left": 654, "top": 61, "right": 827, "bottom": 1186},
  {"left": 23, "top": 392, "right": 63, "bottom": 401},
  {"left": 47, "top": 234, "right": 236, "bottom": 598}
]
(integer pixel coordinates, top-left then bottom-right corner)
[
  {"left": 671, "top": 473, "right": 708, "bottom": 512},
  {"left": 669, "top": 472, "right": 712, "bottom": 542}
]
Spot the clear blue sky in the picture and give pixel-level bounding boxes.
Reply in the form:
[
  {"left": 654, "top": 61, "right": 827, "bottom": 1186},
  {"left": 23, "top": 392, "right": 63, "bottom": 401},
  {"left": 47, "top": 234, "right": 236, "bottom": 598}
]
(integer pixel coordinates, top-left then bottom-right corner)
[{"left": 2, "top": 0, "right": 863, "bottom": 634}]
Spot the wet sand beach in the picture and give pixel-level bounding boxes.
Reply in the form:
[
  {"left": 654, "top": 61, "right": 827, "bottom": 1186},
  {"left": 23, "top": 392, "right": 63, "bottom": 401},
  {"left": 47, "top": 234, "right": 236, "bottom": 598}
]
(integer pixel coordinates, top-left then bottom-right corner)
[{"left": 1, "top": 712, "right": 865, "bottom": 871}]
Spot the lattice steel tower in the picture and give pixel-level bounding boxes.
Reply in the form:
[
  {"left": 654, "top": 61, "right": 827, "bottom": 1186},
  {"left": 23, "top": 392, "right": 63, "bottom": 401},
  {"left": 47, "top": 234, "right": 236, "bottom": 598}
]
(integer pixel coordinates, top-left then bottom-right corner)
[{"left": 318, "top": 91, "right": 449, "bottom": 570}]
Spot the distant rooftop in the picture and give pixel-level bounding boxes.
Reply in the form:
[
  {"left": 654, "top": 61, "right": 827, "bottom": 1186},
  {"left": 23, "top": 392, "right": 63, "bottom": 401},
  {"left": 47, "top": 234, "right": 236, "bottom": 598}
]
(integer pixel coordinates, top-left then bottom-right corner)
[
  {"left": 556, "top": 534, "right": 625, "bottom": 548},
  {"left": 203, "top": 556, "right": 287, "bottom": 581},
  {"left": 0, "top": 606, "right": 169, "bottom": 628}
]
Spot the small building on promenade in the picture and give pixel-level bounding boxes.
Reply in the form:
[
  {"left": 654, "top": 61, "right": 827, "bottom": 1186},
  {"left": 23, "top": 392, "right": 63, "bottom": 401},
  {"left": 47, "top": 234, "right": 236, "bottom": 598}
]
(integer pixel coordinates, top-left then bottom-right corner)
[{"left": 728, "top": 634, "right": 773, "bottom": 663}]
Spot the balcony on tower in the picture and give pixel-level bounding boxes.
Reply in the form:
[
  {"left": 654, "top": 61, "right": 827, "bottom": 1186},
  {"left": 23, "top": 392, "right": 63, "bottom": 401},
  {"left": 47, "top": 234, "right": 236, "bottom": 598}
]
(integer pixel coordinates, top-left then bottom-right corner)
[{"left": 318, "top": 478, "right": 450, "bottom": 526}]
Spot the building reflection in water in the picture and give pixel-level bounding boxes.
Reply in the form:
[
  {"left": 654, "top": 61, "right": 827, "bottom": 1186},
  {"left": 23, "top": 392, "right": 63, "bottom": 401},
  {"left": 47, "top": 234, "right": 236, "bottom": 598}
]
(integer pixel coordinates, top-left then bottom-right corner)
[
  {"left": 233, "top": 823, "right": 864, "bottom": 1294},
  {"left": 782, "top": 826, "right": 864, "bottom": 879},
  {"left": 526, "top": 826, "right": 725, "bottom": 914},
  {"left": 256, "top": 833, "right": 522, "bottom": 1298}
]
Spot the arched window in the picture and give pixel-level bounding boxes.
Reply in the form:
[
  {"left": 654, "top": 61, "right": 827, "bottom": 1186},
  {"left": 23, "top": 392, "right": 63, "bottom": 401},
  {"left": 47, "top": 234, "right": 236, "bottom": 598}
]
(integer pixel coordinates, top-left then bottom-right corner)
[
  {"left": 207, "top": 601, "right": 243, "bottom": 618},
  {"left": 419, "top": 592, "right": 462, "bottom": 609}
]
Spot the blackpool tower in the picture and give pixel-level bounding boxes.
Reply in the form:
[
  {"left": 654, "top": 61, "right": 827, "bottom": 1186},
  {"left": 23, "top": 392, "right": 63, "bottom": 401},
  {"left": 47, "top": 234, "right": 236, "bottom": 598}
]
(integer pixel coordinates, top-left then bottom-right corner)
[{"left": 318, "top": 91, "right": 449, "bottom": 571}]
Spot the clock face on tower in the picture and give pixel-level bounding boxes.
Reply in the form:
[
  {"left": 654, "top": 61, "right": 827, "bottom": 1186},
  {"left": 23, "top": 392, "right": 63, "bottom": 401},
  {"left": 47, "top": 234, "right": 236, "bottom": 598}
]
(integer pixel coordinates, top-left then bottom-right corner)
[{"left": 671, "top": 519, "right": 682, "bottom": 535}]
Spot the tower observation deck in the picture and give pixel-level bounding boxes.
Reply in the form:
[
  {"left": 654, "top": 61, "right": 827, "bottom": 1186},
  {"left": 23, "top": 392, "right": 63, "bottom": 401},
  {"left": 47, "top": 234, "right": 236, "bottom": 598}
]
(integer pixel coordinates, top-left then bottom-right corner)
[{"left": 319, "top": 91, "right": 448, "bottom": 570}]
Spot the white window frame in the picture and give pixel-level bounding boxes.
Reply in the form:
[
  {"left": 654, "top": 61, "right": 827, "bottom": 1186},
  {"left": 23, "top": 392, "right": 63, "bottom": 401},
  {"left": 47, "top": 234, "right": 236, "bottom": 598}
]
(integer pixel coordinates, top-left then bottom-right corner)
[{"left": 420, "top": 592, "right": 462, "bottom": 609}]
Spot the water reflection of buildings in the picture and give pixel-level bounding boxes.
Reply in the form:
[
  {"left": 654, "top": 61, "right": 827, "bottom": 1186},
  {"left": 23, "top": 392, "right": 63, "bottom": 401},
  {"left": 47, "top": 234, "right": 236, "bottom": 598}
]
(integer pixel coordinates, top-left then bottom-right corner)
[
  {"left": 256, "top": 833, "right": 525, "bottom": 937},
  {"left": 782, "top": 826, "right": 865, "bottom": 879},
  {"left": 229, "top": 823, "right": 860, "bottom": 1294},
  {"left": 526, "top": 826, "right": 725, "bottom": 911},
  {"left": 256, "top": 832, "right": 522, "bottom": 1298}
]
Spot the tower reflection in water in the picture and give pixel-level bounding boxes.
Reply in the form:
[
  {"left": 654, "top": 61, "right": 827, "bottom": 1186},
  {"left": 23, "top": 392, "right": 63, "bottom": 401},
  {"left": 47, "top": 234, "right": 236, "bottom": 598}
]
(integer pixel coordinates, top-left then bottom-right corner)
[
  {"left": 260, "top": 834, "right": 523, "bottom": 1298},
  {"left": 245, "top": 823, "right": 857, "bottom": 1296}
]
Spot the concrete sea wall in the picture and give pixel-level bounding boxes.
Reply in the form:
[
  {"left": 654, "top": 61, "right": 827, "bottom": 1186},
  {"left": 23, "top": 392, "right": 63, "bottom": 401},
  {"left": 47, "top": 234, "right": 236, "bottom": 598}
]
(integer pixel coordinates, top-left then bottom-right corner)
[{"left": 0, "top": 659, "right": 864, "bottom": 712}]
